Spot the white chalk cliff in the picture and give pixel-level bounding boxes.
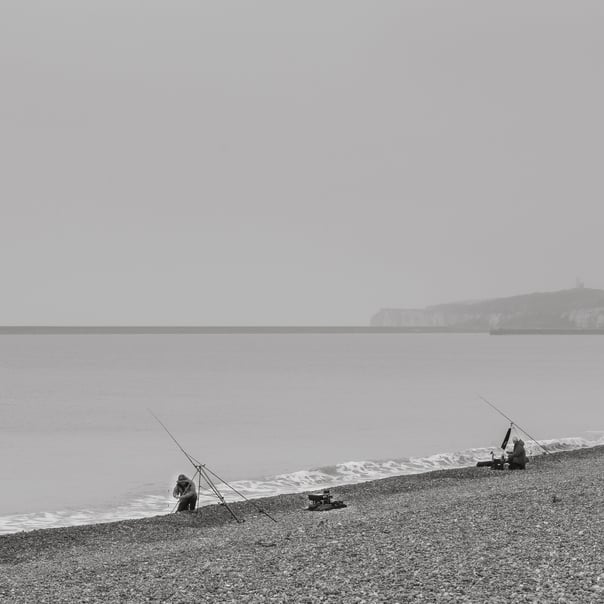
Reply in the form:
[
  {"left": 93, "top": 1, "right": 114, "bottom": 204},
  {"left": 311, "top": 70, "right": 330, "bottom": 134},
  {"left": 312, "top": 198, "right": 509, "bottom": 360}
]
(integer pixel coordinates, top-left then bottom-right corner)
[{"left": 371, "top": 288, "right": 604, "bottom": 330}]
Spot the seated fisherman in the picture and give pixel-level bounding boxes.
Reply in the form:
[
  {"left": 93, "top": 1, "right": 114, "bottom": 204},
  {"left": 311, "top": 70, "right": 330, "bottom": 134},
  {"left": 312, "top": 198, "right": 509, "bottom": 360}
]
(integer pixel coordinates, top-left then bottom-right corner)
[
  {"left": 173, "top": 474, "right": 198, "bottom": 511},
  {"left": 508, "top": 437, "right": 528, "bottom": 470}
]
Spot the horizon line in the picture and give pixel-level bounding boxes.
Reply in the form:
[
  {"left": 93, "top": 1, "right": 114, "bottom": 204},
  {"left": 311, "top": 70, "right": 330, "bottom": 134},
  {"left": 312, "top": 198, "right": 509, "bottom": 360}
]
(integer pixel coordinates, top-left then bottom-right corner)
[{"left": 0, "top": 325, "right": 485, "bottom": 334}]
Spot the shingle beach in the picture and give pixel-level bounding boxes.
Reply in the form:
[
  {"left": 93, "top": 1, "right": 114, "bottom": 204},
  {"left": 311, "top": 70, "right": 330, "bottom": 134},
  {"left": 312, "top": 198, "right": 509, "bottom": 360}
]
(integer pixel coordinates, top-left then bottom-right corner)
[{"left": 1, "top": 446, "right": 602, "bottom": 603}]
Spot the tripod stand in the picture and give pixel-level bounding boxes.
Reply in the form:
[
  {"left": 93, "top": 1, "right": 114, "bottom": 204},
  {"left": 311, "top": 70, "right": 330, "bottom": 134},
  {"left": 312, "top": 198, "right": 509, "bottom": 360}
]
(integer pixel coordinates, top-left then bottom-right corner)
[{"left": 150, "top": 410, "right": 277, "bottom": 524}]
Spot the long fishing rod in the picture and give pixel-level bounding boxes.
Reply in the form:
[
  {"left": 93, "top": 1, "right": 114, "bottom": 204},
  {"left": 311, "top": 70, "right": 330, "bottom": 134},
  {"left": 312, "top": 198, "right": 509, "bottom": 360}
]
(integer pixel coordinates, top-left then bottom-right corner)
[
  {"left": 149, "top": 410, "right": 215, "bottom": 514},
  {"left": 202, "top": 465, "right": 278, "bottom": 523},
  {"left": 197, "top": 464, "right": 242, "bottom": 523},
  {"left": 477, "top": 395, "right": 554, "bottom": 457},
  {"left": 148, "top": 409, "right": 202, "bottom": 467},
  {"left": 149, "top": 410, "right": 271, "bottom": 521},
  {"left": 148, "top": 410, "right": 240, "bottom": 518}
]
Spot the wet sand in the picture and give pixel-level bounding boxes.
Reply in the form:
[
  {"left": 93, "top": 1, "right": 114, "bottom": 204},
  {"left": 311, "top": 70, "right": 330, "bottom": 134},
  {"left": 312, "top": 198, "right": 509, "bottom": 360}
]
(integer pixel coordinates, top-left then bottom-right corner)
[{"left": 1, "top": 446, "right": 603, "bottom": 603}]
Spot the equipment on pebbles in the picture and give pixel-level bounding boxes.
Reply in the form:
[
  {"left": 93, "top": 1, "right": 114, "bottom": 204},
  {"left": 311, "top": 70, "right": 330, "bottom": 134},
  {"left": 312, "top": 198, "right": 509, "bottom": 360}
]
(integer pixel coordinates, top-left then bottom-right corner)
[
  {"left": 475, "top": 395, "right": 556, "bottom": 470},
  {"left": 306, "top": 489, "right": 347, "bottom": 511}
]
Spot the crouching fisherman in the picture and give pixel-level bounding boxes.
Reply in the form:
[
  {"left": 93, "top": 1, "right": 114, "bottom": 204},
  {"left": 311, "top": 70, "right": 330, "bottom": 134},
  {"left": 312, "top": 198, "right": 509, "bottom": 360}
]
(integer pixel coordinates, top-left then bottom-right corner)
[
  {"left": 508, "top": 437, "right": 528, "bottom": 470},
  {"left": 173, "top": 474, "right": 198, "bottom": 511}
]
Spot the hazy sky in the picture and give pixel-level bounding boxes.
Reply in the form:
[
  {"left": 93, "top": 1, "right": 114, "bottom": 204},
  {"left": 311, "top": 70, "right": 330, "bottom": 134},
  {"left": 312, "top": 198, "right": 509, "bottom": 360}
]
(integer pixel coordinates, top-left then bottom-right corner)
[{"left": 1, "top": 1, "right": 603, "bottom": 324}]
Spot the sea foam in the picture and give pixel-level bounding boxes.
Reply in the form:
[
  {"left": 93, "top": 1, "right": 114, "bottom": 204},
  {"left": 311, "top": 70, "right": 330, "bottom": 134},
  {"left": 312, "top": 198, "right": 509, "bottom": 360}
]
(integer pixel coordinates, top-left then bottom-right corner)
[{"left": 1, "top": 435, "right": 601, "bottom": 535}]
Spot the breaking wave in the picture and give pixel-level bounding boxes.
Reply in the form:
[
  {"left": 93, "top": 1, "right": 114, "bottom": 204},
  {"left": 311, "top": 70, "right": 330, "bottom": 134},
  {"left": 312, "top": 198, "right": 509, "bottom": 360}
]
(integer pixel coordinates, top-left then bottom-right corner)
[{"left": 1, "top": 434, "right": 602, "bottom": 535}]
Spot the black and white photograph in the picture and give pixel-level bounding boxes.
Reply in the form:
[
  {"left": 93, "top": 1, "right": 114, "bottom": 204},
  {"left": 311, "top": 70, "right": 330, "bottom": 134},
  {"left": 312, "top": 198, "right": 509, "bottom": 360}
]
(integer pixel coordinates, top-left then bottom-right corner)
[{"left": 1, "top": 1, "right": 603, "bottom": 602}]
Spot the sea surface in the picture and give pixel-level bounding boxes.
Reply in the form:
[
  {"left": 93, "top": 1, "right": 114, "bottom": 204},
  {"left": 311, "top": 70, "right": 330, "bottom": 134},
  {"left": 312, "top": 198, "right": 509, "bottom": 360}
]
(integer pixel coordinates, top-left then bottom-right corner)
[{"left": 1, "top": 333, "right": 602, "bottom": 534}]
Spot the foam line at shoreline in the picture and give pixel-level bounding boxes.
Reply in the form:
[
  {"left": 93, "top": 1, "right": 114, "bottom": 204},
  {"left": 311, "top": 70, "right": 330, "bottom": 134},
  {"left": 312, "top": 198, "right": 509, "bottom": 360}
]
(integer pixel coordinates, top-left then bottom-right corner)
[
  {"left": 3, "top": 442, "right": 602, "bottom": 603},
  {"left": 1, "top": 436, "right": 602, "bottom": 536}
]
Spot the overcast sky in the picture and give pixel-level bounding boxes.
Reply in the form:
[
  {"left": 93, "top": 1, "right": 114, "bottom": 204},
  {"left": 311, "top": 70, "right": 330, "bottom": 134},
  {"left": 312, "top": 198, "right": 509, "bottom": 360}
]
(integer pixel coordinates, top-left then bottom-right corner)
[{"left": 1, "top": 1, "right": 603, "bottom": 325}]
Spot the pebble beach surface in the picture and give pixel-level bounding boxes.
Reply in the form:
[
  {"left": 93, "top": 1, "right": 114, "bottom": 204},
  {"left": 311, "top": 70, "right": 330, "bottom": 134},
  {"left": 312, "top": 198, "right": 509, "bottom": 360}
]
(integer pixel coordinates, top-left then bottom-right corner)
[{"left": 1, "top": 446, "right": 603, "bottom": 603}]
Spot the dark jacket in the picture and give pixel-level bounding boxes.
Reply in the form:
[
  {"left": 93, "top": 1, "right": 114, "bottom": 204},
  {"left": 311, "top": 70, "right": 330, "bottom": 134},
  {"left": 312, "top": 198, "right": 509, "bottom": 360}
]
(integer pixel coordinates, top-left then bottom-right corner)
[
  {"left": 509, "top": 439, "right": 527, "bottom": 468},
  {"left": 173, "top": 476, "right": 196, "bottom": 499}
]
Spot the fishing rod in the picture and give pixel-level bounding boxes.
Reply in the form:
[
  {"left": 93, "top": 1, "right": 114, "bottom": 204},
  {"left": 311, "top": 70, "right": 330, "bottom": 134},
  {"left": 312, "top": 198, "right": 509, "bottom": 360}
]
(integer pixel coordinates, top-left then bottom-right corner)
[
  {"left": 146, "top": 410, "right": 204, "bottom": 514},
  {"left": 149, "top": 410, "right": 275, "bottom": 522},
  {"left": 197, "top": 464, "right": 243, "bottom": 524},
  {"left": 202, "top": 465, "right": 277, "bottom": 523},
  {"left": 149, "top": 409, "right": 242, "bottom": 521},
  {"left": 149, "top": 410, "right": 202, "bottom": 467},
  {"left": 477, "top": 395, "right": 555, "bottom": 457}
]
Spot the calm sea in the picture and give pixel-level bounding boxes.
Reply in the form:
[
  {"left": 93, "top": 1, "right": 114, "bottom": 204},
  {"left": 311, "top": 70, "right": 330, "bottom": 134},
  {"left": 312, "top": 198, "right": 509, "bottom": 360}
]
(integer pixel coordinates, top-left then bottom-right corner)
[{"left": 1, "top": 333, "right": 602, "bottom": 533}]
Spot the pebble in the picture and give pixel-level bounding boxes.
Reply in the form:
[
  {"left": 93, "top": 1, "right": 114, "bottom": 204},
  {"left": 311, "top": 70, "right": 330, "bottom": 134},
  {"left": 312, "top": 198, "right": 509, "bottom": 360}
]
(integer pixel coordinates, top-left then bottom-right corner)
[{"left": 1, "top": 446, "right": 603, "bottom": 603}]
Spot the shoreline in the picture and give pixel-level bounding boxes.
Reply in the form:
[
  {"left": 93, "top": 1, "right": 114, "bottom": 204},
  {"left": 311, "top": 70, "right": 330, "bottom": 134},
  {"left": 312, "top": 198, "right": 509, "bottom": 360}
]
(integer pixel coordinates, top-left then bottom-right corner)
[
  {"left": 2, "top": 445, "right": 603, "bottom": 602},
  {"left": 1, "top": 437, "right": 599, "bottom": 535}
]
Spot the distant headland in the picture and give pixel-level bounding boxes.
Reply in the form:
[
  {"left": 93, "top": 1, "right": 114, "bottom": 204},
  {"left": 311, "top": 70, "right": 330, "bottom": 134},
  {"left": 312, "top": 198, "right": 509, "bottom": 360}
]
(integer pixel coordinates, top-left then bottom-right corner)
[
  {"left": 372, "top": 286, "right": 604, "bottom": 334},
  {"left": 3, "top": 287, "right": 604, "bottom": 335}
]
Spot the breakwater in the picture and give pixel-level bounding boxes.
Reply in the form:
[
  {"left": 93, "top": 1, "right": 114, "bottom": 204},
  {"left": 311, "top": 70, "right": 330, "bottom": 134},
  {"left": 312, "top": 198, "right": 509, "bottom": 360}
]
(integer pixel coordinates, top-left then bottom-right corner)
[
  {"left": 490, "top": 328, "right": 604, "bottom": 335},
  {"left": 0, "top": 326, "right": 485, "bottom": 334}
]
